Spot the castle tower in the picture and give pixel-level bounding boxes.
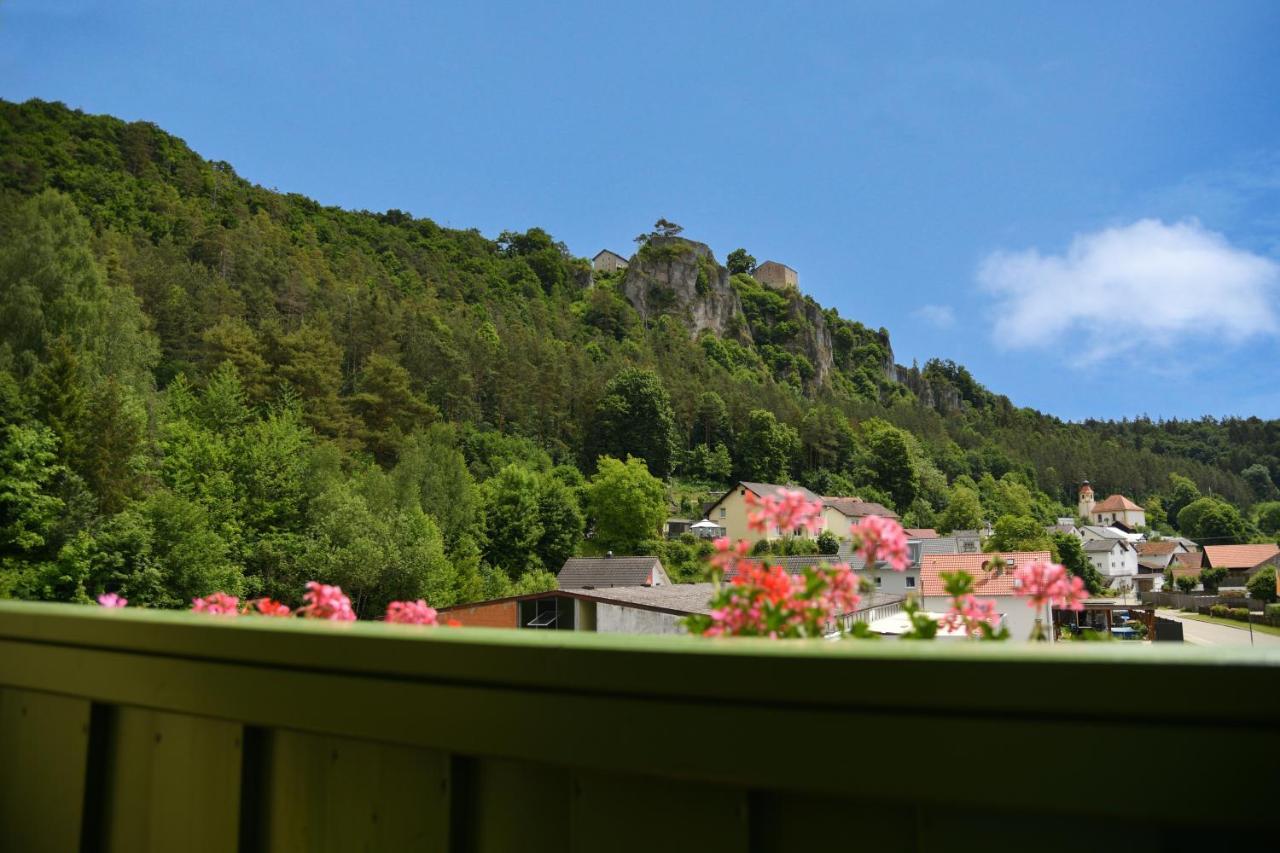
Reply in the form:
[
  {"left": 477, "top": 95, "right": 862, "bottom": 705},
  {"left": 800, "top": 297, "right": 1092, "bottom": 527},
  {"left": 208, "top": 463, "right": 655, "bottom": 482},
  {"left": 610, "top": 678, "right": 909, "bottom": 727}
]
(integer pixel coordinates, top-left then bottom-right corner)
[{"left": 1077, "top": 480, "right": 1095, "bottom": 520}]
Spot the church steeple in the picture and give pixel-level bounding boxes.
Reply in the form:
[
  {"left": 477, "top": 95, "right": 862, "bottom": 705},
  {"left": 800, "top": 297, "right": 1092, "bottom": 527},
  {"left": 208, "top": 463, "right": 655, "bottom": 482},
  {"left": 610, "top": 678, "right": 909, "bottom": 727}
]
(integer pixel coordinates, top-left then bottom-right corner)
[{"left": 1077, "top": 480, "right": 1095, "bottom": 519}]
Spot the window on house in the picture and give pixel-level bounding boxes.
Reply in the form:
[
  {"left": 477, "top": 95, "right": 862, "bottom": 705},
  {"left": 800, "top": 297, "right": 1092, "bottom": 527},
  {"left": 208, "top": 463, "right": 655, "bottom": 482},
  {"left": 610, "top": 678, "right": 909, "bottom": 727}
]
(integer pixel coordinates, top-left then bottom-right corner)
[
  {"left": 905, "top": 576, "right": 916, "bottom": 589},
  {"left": 719, "top": 508, "right": 726, "bottom": 519},
  {"left": 875, "top": 576, "right": 882, "bottom": 588}
]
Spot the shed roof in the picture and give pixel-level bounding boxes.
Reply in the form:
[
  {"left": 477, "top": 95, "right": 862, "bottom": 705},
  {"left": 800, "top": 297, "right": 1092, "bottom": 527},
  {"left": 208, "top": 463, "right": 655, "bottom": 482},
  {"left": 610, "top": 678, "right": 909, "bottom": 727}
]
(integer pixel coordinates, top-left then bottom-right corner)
[
  {"left": 557, "top": 556, "right": 664, "bottom": 589},
  {"left": 1136, "top": 540, "right": 1181, "bottom": 556},
  {"left": 905, "top": 528, "right": 939, "bottom": 539},
  {"left": 1203, "top": 544, "right": 1280, "bottom": 570}
]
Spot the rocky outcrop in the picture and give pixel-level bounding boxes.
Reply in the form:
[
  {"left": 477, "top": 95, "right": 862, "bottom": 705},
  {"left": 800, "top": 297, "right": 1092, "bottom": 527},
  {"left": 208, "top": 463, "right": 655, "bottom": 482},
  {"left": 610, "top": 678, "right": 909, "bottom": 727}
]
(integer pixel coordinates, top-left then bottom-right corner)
[
  {"left": 620, "top": 237, "right": 743, "bottom": 339},
  {"left": 619, "top": 235, "right": 900, "bottom": 391},
  {"left": 892, "top": 363, "right": 964, "bottom": 412},
  {"left": 782, "top": 293, "right": 836, "bottom": 384}
]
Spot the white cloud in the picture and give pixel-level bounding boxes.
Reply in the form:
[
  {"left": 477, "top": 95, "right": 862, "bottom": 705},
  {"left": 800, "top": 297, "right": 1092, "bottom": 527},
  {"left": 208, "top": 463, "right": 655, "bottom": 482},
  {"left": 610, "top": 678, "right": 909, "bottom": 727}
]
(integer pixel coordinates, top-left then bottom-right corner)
[
  {"left": 978, "top": 219, "right": 1280, "bottom": 365},
  {"left": 913, "top": 304, "right": 956, "bottom": 329}
]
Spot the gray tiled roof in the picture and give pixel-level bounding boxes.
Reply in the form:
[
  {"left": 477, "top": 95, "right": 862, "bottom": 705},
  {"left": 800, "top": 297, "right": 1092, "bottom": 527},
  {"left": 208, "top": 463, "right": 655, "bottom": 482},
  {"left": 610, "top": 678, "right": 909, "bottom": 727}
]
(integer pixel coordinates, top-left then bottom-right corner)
[
  {"left": 738, "top": 482, "right": 822, "bottom": 502},
  {"left": 1083, "top": 539, "right": 1123, "bottom": 552},
  {"left": 822, "top": 497, "right": 899, "bottom": 519},
  {"left": 769, "top": 553, "right": 868, "bottom": 574},
  {"left": 576, "top": 583, "right": 716, "bottom": 615},
  {"left": 919, "top": 537, "right": 963, "bottom": 556},
  {"left": 1081, "top": 525, "right": 1128, "bottom": 540},
  {"left": 557, "top": 556, "right": 664, "bottom": 589}
]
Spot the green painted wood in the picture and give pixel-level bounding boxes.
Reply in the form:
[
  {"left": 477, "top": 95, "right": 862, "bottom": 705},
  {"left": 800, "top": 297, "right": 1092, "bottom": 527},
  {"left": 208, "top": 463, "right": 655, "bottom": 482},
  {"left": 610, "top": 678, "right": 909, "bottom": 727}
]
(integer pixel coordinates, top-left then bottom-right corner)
[
  {"left": 97, "top": 706, "right": 243, "bottom": 853},
  {"left": 749, "top": 793, "right": 914, "bottom": 852},
  {"left": 257, "top": 729, "right": 450, "bottom": 852},
  {"left": 2, "top": 634, "right": 1276, "bottom": 821},
  {"left": 1, "top": 600, "right": 1279, "bottom": 849},
  {"left": 570, "top": 770, "right": 748, "bottom": 853},
  {"left": 0, "top": 687, "right": 91, "bottom": 853},
  {"left": 455, "top": 758, "right": 569, "bottom": 853}
]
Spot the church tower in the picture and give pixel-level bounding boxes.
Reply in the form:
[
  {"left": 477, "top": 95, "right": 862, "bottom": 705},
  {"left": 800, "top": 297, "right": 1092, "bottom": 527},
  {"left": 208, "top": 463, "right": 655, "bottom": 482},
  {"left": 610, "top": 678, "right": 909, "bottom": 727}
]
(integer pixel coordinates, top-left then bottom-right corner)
[{"left": 1077, "top": 480, "right": 1095, "bottom": 520}]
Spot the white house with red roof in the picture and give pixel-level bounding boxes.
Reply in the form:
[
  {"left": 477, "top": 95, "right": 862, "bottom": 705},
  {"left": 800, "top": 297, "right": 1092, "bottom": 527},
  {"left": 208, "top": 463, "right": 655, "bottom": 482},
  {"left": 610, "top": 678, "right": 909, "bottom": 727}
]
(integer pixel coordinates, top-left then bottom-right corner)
[{"left": 919, "top": 551, "right": 1055, "bottom": 642}]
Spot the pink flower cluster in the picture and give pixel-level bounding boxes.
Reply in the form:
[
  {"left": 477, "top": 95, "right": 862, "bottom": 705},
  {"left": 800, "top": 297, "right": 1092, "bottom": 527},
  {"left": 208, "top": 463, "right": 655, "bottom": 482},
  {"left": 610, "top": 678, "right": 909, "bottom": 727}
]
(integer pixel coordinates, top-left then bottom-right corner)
[
  {"left": 1014, "top": 561, "right": 1088, "bottom": 611},
  {"left": 698, "top": 532, "right": 863, "bottom": 638},
  {"left": 191, "top": 592, "right": 240, "bottom": 614},
  {"left": 851, "top": 515, "right": 910, "bottom": 571},
  {"left": 100, "top": 581, "right": 455, "bottom": 628},
  {"left": 386, "top": 599, "right": 439, "bottom": 625},
  {"left": 745, "top": 489, "right": 825, "bottom": 536},
  {"left": 248, "top": 598, "right": 292, "bottom": 617},
  {"left": 299, "top": 582, "right": 357, "bottom": 621},
  {"left": 940, "top": 593, "right": 999, "bottom": 637}
]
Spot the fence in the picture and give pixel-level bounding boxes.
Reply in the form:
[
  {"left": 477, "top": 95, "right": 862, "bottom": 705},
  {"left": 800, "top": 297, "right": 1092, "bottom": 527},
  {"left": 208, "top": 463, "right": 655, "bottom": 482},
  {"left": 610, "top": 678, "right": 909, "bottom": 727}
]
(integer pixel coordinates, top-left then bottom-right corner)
[
  {"left": 1139, "top": 591, "right": 1265, "bottom": 612},
  {"left": 2, "top": 600, "right": 1279, "bottom": 852}
]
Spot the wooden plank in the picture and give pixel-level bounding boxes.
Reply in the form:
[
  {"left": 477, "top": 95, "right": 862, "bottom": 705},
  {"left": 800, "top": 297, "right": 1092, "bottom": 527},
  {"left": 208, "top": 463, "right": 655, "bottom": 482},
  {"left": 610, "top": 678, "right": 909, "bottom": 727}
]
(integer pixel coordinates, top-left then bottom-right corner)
[
  {"left": 0, "top": 638, "right": 1278, "bottom": 822},
  {"left": 257, "top": 729, "right": 450, "bottom": 852},
  {"left": 570, "top": 770, "right": 748, "bottom": 853},
  {"left": 97, "top": 707, "right": 243, "bottom": 853},
  {"left": 0, "top": 687, "right": 91, "bottom": 853},
  {"left": 454, "top": 758, "right": 569, "bottom": 853},
  {"left": 750, "top": 793, "right": 912, "bottom": 852}
]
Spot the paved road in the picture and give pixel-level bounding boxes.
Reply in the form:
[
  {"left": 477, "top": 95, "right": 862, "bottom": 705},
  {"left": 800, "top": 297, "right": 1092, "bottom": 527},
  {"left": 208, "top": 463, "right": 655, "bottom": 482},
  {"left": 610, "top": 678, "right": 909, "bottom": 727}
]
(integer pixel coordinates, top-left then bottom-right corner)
[{"left": 1158, "top": 610, "right": 1280, "bottom": 647}]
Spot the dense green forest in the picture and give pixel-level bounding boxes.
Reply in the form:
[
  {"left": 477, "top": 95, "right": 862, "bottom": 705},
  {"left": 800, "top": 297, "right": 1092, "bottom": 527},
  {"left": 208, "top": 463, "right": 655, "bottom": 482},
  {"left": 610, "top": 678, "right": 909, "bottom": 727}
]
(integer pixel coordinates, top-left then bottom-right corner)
[{"left": 1, "top": 99, "right": 1277, "bottom": 614}]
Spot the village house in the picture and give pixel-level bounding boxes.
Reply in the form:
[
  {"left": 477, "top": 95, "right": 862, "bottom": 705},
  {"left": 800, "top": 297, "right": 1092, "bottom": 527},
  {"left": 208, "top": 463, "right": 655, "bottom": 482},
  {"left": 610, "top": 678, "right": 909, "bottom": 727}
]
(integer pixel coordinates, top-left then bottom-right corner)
[
  {"left": 918, "top": 551, "right": 1056, "bottom": 642},
  {"left": 1046, "top": 517, "right": 1080, "bottom": 537},
  {"left": 752, "top": 260, "right": 798, "bottom": 290},
  {"left": 820, "top": 496, "right": 899, "bottom": 539},
  {"left": 591, "top": 248, "right": 629, "bottom": 273},
  {"left": 1201, "top": 544, "right": 1280, "bottom": 587},
  {"left": 1083, "top": 538, "right": 1139, "bottom": 591},
  {"left": 1079, "top": 524, "right": 1143, "bottom": 546},
  {"left": 1135, "top": 539, "right": 1191, "bottom": 573},
  {"left": 948, "top": 529, "right": 987, "bottom": 553},
  {"left": 1077, "top": 481, "right": 1146, "bottom": 529},
  {"left": 704, "top": 482, "right": 827, "bottom": 544}
]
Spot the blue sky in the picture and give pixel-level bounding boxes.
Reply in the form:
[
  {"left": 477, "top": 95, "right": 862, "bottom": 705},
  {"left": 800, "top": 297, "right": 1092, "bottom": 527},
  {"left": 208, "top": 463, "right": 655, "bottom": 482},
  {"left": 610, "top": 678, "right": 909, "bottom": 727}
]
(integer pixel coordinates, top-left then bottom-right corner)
[{"left": 3, "top": 0, "right": 1279, "bottom": 421}]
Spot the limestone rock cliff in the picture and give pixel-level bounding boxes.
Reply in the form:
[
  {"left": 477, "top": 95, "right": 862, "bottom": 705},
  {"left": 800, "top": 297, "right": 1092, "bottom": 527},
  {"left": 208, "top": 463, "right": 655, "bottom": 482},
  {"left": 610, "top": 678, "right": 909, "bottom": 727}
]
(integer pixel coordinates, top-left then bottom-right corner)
[{"left": 620, "top": 237, "right": 743, "bottom": 338}]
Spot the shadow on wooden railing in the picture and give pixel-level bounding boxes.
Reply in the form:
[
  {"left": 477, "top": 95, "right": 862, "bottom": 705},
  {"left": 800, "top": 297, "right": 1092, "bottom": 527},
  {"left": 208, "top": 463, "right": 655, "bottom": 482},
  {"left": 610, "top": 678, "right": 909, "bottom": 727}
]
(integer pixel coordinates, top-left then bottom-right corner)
[{"left": 2, "top": 600, "right": 1278, "bottom": 852}]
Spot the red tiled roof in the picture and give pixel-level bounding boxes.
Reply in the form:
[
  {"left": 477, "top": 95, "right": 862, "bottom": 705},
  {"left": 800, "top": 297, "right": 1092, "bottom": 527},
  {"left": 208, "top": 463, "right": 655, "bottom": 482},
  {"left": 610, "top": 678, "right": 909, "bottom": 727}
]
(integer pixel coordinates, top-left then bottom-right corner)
[
  {"left": 1136, "top": 540, "right": 1179, "bottom": 556},
  {"left": 920, "top": 551, "right": 1053, "bottom": 597},
  {"left": 905, "top": 528, "right": 939, "bottom": 539},
  {"left": 1203, "top": 544, "right": 1280, "bottom": 570},
  {"left": 1171, "top": 566, "right": 1201, "bottom": 578},
  {"left": 1091, "top": 494, "right": 1144, "bottom": 513},
  {"left": 1172, "top": 551, "right": 1203, "bottom": 568}
]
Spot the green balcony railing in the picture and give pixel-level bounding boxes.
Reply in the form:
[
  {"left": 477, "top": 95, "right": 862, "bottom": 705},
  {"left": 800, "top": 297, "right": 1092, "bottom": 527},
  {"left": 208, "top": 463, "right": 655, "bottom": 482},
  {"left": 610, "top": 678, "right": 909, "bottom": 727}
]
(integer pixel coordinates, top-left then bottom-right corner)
[{"left": 2, "top": 599, "right": 1278, "bottom": 852}]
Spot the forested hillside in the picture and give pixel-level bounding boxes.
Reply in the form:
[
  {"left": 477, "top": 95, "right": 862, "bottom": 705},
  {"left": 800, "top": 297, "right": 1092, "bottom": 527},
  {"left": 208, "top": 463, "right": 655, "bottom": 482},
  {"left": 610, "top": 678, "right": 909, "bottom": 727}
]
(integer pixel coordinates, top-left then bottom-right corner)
[{"left": 1, "top": 99, "right": 1276, "bottom": 613}]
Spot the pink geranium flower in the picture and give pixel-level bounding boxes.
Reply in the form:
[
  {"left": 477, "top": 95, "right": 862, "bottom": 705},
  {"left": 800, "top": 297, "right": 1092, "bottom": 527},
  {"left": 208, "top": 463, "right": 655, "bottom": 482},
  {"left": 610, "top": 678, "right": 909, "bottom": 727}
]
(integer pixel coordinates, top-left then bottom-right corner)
[
  {"left": 246, "top": 598, "right": 292, "bottom": 617},
  {"left": 1014, "top": 561, "right": 1089, "bottom": 611},
  {"left": 851, "top": 515, "right": 910, "bottom": 571},
  {"left": 940, "top": 593, "right": 999, "bottom": 637},
  {"left": 299, "top": 582, "right": 356, "bottom": 621},
  {"left": 745, "top": 489, "right": 825, "bottom": 536},
  {"left": 191, "top": 592, "right": 240, "bottom": 615},
  {"left": 386, "top": 599, "right": 439, "bottom": 625},
  {"left": 97, "top": 592, "right": 127, "bottom": 608}
]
